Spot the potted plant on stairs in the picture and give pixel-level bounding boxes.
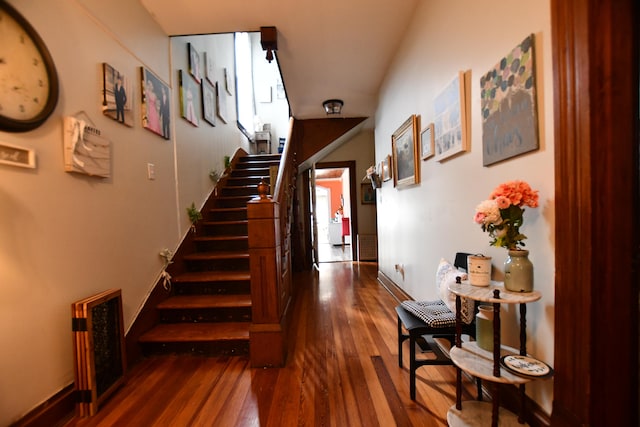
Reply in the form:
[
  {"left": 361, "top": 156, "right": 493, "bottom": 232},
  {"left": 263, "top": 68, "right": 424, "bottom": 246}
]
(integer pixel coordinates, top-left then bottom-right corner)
[{"left": 187, "top": 202, "right": 203, "bottom": 233}]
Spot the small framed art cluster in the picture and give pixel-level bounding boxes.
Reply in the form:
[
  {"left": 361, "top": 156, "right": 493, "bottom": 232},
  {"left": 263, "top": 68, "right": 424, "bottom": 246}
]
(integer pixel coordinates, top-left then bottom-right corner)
[{"left": 176, "top": 42, "right": 230, "bottom": 128}]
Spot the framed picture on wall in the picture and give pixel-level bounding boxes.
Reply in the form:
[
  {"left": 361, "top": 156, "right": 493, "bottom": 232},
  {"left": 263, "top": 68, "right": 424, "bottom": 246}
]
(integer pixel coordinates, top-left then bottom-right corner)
[
  {"left": 421, "top": 122, "right": 435, "bottom": 160},
  {"left": 205, "top": 51, "right": 215, "bottom": 85},
  {"left": 381, "top": 154, "right": 392, "bottom": 182},
  {"left": 0, "top": 142, "right": 35, "bottom": 168},
  {"left": 179, "top": 70, "right": 199, "bottom": 127},
  {"left": 391, "top": 114, "right": 420, "bottom": 188},
  {"left": 102, "top": 63, "right": 133, "bottom": 127},
  {"left": 201, "top": 79, "right": 216, "bottom": 126},
  {"left": 188, "top": 42, "right": 202, "bottom": 84},
  {"left": 433, "top": 71, "right": 470, "bottom": 162},
  {"left": 361, "top": 182, "right": 375, "bottom": 204},
  {"left": 480, "top": 34, "right": 539, "bottom": 166},
  {"left": 140, "top": 67, "right": 170, "bottom": 139}
]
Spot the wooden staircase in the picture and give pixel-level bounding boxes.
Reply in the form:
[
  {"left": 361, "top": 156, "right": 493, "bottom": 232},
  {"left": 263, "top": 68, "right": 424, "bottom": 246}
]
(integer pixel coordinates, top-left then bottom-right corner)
[{"left": 139, "top": 154, "right": 281, "bottom": 356}]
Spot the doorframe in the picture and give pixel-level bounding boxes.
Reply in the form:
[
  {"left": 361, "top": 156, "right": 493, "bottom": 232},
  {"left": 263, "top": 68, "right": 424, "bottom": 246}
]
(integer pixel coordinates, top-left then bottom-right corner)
[{"left": 315, "top": 161, "right": 358, "bottom": 261}]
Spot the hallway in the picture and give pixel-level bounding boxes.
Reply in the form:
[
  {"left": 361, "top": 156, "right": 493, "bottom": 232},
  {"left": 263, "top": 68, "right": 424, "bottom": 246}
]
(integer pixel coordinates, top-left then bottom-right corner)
[{"left": 64, "top": 263, "right": 478, "bottom": 426}]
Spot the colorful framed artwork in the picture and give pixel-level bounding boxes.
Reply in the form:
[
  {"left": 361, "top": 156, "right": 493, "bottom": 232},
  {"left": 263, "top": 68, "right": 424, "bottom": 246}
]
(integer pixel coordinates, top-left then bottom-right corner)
[
  {"left": 391, "top": 114, "right": 420, "bottom": 188},
  {"left": 0, "top": 141, "right": 35, "bottom": 168},
  {"left": 201, "top": 79, "right": 216, "bottom": 126},
  {"left": 480, "top": 34, "right": 539, "bottom": 166},
  {"left": 421, "top": 122, "right": 435, "bottom": 160},
  {"left": 433, "top": 71, "right": 470, "bottom": 162},
  {"left": 101, "top": 63, "right": 133, "bottom": 127},
  {"left": 361, "top": 182, "right": 375, "bottom": 204},
  {"left": 188, "top": 43, "right": 201, "bottom": 84},
  {"left": 179, "top": 70, "right": 199, "bottom": 127},
  {"left": 140, "top": 67, "right": 170, "bottom": 139},
  {"left": 204, "top": 51, "right": 215, "bottom": 85}
]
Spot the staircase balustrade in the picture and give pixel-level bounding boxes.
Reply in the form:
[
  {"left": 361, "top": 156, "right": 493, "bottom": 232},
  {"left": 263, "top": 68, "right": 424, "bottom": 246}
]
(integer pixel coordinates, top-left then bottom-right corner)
[{"left": 247, "top": 118, "right": 297, "bottom": 367}]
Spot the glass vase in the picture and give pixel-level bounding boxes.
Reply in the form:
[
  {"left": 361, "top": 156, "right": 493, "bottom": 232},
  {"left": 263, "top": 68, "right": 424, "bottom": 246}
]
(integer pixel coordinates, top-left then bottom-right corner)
[{"left": 503, "top": 249, "right": 534, "bottom": 292}]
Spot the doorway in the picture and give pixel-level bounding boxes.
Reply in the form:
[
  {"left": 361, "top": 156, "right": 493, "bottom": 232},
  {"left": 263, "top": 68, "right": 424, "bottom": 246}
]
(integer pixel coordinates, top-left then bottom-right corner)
[{"left": 313, "top": 161, "right": 358, "bottom": 262}]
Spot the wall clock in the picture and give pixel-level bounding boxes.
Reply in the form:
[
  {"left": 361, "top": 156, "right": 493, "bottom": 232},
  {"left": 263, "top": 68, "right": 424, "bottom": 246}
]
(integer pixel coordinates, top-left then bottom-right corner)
[{"left": 0, "top": 0, "right": 59, "bottom": 132}]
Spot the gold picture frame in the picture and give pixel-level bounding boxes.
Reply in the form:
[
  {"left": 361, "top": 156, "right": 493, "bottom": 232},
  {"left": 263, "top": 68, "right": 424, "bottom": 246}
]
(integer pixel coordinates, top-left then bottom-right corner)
[{"left": 392, "top": 114, "right": 420, "bottom": 188}]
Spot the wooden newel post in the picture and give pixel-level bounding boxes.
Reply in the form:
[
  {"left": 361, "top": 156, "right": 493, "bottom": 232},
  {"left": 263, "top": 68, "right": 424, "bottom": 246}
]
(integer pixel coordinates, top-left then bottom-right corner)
[{"left": 247, "top": 194, "right": 286, "bottom": 367}]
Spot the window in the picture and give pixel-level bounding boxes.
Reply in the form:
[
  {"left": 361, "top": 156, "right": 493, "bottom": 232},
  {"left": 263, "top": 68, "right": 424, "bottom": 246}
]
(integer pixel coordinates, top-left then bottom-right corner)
[{"left": 234, "top": 32, "right": 255, "bottom": 139}]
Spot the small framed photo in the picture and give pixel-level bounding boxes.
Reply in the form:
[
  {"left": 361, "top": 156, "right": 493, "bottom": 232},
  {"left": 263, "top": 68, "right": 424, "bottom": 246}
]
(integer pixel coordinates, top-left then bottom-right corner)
[
  {"left": 188, "top": 43, "right": 202, "bottom": 84},
  {"left": 179, "top": 70, "right": 199, "bottom": 127},
  {"left": 392, "top": 114, "right": 420, "bottom": 188},
  {"left": 204, "top": 51, "right": 215, "bottom": 85},
  {"left": 421, "top": 122, "right": 435, "bottom": 160},
  {"left": 201, "top": 79, "right": 216, "bottom": 126},
  {"left": 0, "top": 142, "right": 35, "bottom": 168},
  {"left": 361, "top": 182, "right": 376, "bottom": 204},
  {"left": 381, "top": 154, "right": 392, "bottom": 182},
  {"left": 140, "top": 67, "right": 171, "bottom": 139}
]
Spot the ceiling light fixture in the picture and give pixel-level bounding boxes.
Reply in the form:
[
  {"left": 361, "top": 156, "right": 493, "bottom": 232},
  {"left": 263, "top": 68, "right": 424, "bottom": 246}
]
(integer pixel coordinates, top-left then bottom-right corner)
[
  {"left": 260, "top": 26, "right": 277, "bottom": 63},
  {"left": 323, "top": 99, "right": 344, "bottom": 115}
]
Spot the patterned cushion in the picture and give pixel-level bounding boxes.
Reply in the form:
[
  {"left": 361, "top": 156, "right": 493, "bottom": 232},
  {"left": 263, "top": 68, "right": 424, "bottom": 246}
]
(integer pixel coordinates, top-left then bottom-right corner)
[{"left": 400, "top": 300, "right": 457, "bottom": 328}]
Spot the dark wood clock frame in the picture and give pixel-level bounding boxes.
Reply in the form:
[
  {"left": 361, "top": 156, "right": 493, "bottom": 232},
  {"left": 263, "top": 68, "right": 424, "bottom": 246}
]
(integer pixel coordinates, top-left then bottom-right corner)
[{"left": 0, "top": 0, "right": 59, "bottom": 132}]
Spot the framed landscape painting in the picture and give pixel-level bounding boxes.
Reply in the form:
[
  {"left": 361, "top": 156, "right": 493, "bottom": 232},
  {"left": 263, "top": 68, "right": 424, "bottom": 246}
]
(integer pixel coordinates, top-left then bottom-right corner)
[
  {"left": 391, "top": 114, "right": 420, "bottom": 188},
  {"left": 433, "top": 71, "right": 470, "bottom": 162}
]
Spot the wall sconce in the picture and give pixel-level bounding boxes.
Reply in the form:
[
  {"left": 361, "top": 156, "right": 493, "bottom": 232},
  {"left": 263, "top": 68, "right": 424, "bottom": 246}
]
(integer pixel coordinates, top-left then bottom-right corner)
[
  {"left": 260, "top": 26, "right": 277, "bottom": 63},
  {"left": 322, "top": 99, "right": 344, "bottom": 115}
]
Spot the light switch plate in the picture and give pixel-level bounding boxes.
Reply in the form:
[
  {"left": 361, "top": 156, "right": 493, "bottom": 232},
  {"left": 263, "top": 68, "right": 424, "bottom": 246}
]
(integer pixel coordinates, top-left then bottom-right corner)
[{"left": 147, "top": 163, "right": 155, "bottom": 180}]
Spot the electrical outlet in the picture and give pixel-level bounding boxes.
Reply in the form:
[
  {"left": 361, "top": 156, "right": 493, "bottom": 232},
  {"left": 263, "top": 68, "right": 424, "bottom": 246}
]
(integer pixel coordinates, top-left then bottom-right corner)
[{"left": 147, "top": 163, "right": 155, "bottom": 180}]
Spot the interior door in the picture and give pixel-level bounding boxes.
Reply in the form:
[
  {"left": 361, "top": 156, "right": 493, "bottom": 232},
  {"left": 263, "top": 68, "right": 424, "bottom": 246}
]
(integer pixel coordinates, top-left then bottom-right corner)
[{"left": 309, "top": 165, "right": 319, "bottom": 267}]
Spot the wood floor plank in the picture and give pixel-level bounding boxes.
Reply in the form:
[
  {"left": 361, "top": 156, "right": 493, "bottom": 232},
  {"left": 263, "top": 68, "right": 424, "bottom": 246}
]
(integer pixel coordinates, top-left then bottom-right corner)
[{"left": 64, "top": 262, "right": 479, "bottom": 427}]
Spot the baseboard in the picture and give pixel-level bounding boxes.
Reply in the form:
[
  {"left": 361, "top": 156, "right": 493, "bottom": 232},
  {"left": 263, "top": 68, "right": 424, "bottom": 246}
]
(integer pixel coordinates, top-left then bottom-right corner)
[
  {"left": 9, "top": 384, "right": 74, "bottom": 427},
  {"left": 377, "top": 270, "right": 411, "bottom": 303}
]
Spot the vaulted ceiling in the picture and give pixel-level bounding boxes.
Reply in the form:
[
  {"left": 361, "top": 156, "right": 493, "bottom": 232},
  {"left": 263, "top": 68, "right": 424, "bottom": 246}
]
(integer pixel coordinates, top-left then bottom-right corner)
[{"left": 139, "top": 0, "right": 419, "bottom": 124}]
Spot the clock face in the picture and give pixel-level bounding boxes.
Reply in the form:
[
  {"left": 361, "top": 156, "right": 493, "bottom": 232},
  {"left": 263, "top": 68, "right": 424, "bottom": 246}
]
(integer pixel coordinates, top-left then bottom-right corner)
[{"left": 0, "top": 1, "right": 58, "bottom": 132}]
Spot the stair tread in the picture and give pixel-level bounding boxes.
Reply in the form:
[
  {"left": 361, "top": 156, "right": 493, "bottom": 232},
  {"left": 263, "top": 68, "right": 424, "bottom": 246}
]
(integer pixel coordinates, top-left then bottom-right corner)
[
  {"left": 173, "top": 271, "right": 250, "bottom": 282},
  {"left": 158, "top": 294, "right": 251, "bottom": 309},
  {"left": 139, "top": 322, "right": 249, "bottom": 343},
  {"left": 184, "top": 250, "right": 249, "bottom": 260}
]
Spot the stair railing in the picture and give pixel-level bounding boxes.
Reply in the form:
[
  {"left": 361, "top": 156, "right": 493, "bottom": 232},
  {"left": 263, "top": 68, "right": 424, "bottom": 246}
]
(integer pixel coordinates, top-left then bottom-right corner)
[{"left": 247, "top": 117, "right": 296, "bottom": 367}]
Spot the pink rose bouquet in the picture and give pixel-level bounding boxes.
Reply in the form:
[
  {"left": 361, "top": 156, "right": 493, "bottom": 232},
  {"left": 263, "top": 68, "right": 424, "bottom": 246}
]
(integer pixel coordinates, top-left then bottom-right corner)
[{"left": 474, "top": 180, "right": 539, "bottom": 250}]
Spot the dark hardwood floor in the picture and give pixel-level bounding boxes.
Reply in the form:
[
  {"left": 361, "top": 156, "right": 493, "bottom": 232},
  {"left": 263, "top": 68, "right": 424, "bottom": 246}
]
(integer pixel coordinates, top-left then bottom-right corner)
[{"left": 64, "top": 262, "right": 479, "bottom": 426}]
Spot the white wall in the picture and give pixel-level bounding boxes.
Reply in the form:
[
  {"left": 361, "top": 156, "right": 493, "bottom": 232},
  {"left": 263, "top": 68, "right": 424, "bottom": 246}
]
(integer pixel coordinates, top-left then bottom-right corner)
[
  {"left": 0, "top": 1, "right": 245, "bottom": 424},
  {"left": 320, "top": 129, "right": 377, "bottom": 236},
  {"left": 251, "top": 33, "right": 291, "bottom": 153},
  {"left": 375, "top": 0, "right": 554, "bottom": 413}
]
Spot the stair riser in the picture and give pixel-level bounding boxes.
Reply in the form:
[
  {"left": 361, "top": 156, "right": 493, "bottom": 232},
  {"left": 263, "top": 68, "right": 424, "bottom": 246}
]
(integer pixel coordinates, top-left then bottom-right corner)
[
  {"left": 209, "top": 211, "right": 247, "bottom": 222},
  {"left": 140, "top": 340, "right": 249, "bottom": 357},
  {"left": 231, "top": 168, "right": 270, "bottom": 177},
  {"left": 215, "top": 198, "right": 253, "bottom": 208},
  {"left": 201, "top": 223, "right": 248, "bottom": 236},
  {"left": 221, "top": 187, "right": 260, "bottom": 197},
  {"left": 194, "top": 239, "right": 248, "bottom": 252},
  {"left": 184, "top": 258, "right": 249, "bottom": 271},
  {"left": 226, "top": 177, "right": 268, "bottom": 186},
  {"left": 174, "top": 281, "right": 251, "bottom": 295},
  {"left": 159, "top": 307, "right": 251, "bottom": 323}
]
